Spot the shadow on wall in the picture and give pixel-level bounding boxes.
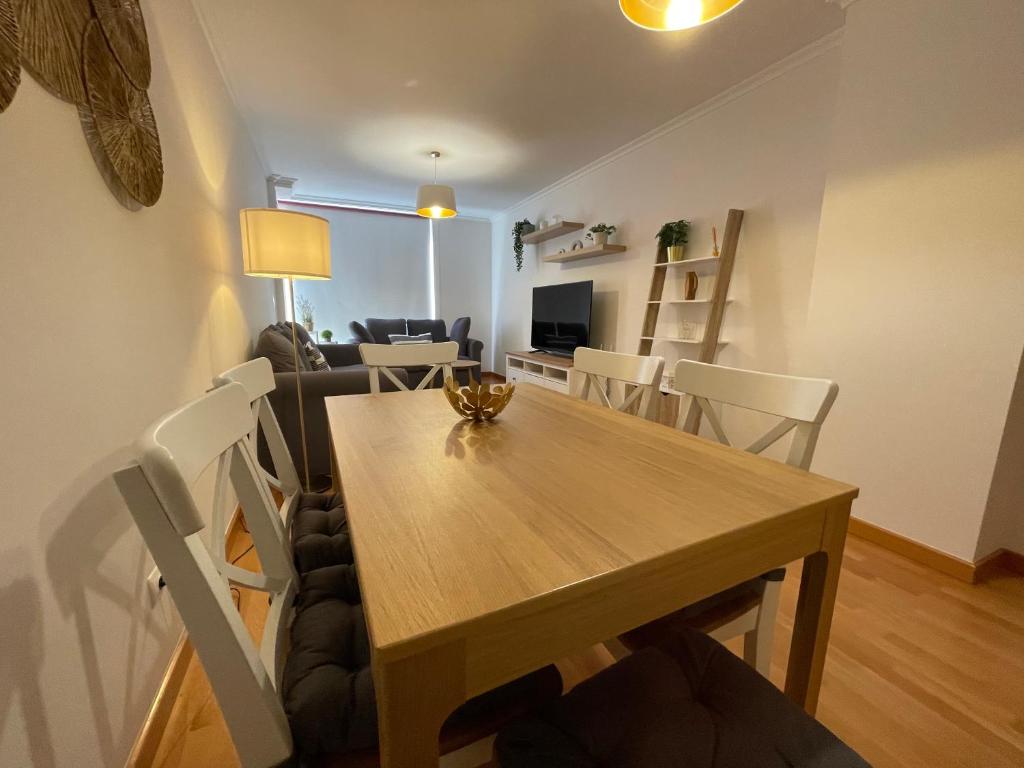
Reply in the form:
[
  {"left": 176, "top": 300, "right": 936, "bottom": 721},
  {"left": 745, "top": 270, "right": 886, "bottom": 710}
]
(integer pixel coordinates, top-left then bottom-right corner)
[
  {"left": 42, "top": 456, "right": 177, "bottom": 766},
  {"left": 0, "top": 550, "right": 56, "bottom": 768},
  {"left": 592, "top": 290, "right": 619, "bottom": 351},
  {"left": 977, "top": 342, "right": 1024, "bottom": 558}
]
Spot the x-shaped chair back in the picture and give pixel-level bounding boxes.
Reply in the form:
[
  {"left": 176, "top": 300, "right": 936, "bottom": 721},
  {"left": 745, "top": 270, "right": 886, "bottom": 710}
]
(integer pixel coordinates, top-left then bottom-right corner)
[
  {"left": 673, "top": 360, "right": 838, "bottom": 469},
  {"left": 570, "top": 347, "right": 665, "bottom": 421},
  {"left": 360, "top": 341, "right": 459, "bottom": 393}
]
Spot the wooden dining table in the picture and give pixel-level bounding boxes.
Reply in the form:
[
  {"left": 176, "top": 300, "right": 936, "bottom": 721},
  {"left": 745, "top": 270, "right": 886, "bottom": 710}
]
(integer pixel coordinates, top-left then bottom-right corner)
[{"left": 326, "top": 382, "right": 858, "bottom": 767}]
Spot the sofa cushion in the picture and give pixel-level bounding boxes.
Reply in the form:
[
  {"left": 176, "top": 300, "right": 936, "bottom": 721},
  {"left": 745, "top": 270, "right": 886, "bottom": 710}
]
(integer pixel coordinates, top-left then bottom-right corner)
[
  {"left": 284, "top": 573, "right": 564, "bottom": 761},
  {"left": 449, "top": 316, "right": 471, "bottom": 350},
  {"left": 495, "top": 629, "right": 869, "bottom": 768},
  {"left": 292, "top": 492, "right": 353, "bottom": 574},
  {"left": 366, "top": 318, "right": 407, "bottom": 344},
  {"left": 271, "top": 323, "right": 312, "bottom": 370},
  {"left": 304, "top": 342, "right": 331, "bottom": 371},
  {"left": 348, "top": 321, "right": 374, "bottom": 344},
  {"left": 408, "top": 318, "right": 448, "bottom": 342},
  {"left": 388, "top": 332, "right": 433, "bottom": 345},
  {"left": 256, "top": 327, "right": 305, "bottom": 373},
  {"left": 286, "top": 321, "right": 315, "bottom": 348}
]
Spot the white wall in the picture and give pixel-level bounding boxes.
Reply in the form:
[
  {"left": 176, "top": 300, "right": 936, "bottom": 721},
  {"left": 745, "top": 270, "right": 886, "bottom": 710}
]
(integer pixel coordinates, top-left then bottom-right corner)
[
  {"left": 0, "top": 1, "right": 274, "bottom": 764},
  {"left": 492, "top": 38, "right": 842, "bottom": 457},
  {"left": 801, "top": 0, "right": 1024, "bottom": 561},
  {"left": 435, "top": 217, "right": 493, "bottom": 369},
  {"left": 491, "top": 0, "right": 1024, "bottom": 561}
]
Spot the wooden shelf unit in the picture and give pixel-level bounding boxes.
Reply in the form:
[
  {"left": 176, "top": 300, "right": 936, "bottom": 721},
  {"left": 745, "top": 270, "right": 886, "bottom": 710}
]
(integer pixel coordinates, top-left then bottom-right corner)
[
  {"left": 505, "top": 351, "right": 572, "bottom": 394},
  {"left": 521, "top": 221, "right": 584, "bottom": 245},
  {"left": 544, "top": 244, "right": 628, "bottom": 263},
  {"left": 638, "top": 208, "right": 745, "bottom": 433}
]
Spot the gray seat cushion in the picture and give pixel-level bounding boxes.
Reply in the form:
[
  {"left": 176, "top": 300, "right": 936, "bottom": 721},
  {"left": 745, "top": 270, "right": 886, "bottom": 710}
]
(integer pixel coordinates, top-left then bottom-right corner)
[
  {"left": 449, "top": 316, "right": 471, "bottom": 351},
  {"left": 292, "top": 492, "right": 353, "bottom": 574},
  {"left": 407, "top": 318, "right": 447, "bottom": 342},
  {"left": 284, "top": 567, "right": 564, "bottom": 761},
  {"left": 366, "top": 318, "right": 407, "bottom": 344},
  {"left": 495, "top": 629, "right": 869, "bottom": 768}
]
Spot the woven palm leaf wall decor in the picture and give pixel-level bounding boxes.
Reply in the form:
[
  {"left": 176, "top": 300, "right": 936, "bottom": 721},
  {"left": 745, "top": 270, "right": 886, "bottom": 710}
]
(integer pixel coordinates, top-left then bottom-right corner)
[
  {"left": 0, "top": 0, "right": 19, "bottom": 112},
  {"left": 83, "top": 20, "right": 162, "bottom": 206},
  {"left": 14, "top": 0, "right": 91, "bottom": 104},
  {"left": 4, "top": 0, "right": 162, "bottom": 208},
  {"left": 92, "top": 0, "right": 149, "bottom": 89}
]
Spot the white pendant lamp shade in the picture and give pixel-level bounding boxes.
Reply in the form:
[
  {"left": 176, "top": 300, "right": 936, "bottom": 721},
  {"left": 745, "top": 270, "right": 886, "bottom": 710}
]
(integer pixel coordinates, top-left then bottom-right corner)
[
  {"left": 240, "top": 208, "right": 331, "bottom": 279},
  {"left": 416, "top": 151, "right": 458, "bottom": 218},
  {"left": 416, "top": 184, "right": 458, "bottom": 219},
  {"left": 619, "top": 0, "right": 744, "bottom": 31}
]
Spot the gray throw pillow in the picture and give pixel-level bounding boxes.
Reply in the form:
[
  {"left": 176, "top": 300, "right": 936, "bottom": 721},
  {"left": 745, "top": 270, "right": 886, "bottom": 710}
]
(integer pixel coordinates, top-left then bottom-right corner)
[
  {"left": 304, "top": 342, "right": 331, "bottom": 371},
  {"left": 256, "top": 327, "right": 304, "bottom": 372},
  {"left": 387, "top": 333, "right": 433, "bottom": 345}
]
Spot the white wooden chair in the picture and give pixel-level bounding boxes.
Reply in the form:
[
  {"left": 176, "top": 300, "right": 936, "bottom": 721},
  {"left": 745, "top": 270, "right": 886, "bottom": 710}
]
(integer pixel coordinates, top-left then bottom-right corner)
[
  {"left": 213, "top": 358, "right": 303, "bottom": 529},
  {"left": 114, "top": 383, "right": 298, "bottom": 767},
  {"left": 116, "top": 382, "right": 561, "bottom": 767},
  {"left": 359, "top": 341, "right": 459, "bottom": 394},
  {"left": 624, "top": 360, "right": 839, "bottom": 676},
  {"left": 569, "top": 347, "right": 665, "bottom": 421}
]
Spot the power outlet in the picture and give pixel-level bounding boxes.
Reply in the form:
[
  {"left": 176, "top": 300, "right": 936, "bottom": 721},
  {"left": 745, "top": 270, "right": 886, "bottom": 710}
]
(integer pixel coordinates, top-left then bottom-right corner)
[{"left": 146, "top": 567, "right": 164, "bottom": 606}]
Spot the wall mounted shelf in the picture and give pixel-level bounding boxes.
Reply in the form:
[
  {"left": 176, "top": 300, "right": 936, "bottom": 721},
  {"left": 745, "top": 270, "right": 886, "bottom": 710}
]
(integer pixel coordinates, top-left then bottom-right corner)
[
  {"left": 544, "top": 244, "right": 628, "bottom": 263},
  {"left": 521, "top": 221, "right": 584, "bottom": 245},
  {"left": 652, "top": 255, "right": 721, "bottom": 275}
]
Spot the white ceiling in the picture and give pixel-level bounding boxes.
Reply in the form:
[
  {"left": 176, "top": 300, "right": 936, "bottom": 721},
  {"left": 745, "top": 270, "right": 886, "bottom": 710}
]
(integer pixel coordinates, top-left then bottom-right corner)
[{"left": 193, "top": 0, "right": 844, "bottom": 215}]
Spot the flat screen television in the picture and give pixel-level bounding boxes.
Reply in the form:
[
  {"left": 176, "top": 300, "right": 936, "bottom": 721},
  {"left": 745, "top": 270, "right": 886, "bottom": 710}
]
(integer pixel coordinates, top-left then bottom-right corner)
[{"left": 531, "top": 280, "right": 593, "bottom": 357}]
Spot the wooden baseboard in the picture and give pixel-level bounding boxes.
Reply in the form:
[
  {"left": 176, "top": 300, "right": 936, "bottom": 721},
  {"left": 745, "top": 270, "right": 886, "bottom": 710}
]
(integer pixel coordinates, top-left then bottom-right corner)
[
  {"left": 848, "top": 518, "right": 1023, "bottom": 584},
  {"left": 125, "top": 632, "right": 194, "bottom": 768},
  {"left": 125, "top": 509, "right": 248, "bottom": 767}
]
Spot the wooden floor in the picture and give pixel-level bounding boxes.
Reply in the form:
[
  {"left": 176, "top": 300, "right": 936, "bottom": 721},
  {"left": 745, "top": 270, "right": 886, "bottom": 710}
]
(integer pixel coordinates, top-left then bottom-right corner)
[{"left": 145, "top": 534, "right": 1024, "bottom": 768}]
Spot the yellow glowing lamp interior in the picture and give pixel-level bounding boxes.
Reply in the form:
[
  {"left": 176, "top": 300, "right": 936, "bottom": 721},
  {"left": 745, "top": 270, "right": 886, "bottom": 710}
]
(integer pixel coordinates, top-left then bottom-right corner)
[
  {"left": 240, "top": 208, "right": 332, "bottom": 279},
  {"left": 416, "top": 184, "right": 458, "bottom": 219},
  {"left": 619, "top": 0, "right": 744, "bottom": 31}
]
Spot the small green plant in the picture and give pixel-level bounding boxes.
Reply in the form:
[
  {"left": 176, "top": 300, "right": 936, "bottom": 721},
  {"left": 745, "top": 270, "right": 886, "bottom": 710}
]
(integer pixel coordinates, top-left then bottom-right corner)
[
  {"left": 512, "top": 219, "right": 535, "bottom": 272},
  {"left": 296, "top": 295, "right": 315, "bottom": 326},
  {"left": 321, "top": 329, "right": 334, "bottom": 342},
  {"left": 587, "top": 223, "right": 617, "bottom": 236},
  {"left": 657, "top": 219, "right": 690, "bottom": 250}
]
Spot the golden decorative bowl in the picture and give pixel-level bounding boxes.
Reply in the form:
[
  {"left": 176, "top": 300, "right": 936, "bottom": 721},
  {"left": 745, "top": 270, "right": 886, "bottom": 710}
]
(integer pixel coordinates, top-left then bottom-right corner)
[{"left": 443, "top": 377, "right": 515, "bottom": 421}]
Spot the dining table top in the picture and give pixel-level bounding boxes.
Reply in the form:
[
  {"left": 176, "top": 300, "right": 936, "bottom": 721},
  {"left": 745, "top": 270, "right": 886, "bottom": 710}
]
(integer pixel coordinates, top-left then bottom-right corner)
[{"left": 326, "top": 383, "right": 858, "bottom": 660}]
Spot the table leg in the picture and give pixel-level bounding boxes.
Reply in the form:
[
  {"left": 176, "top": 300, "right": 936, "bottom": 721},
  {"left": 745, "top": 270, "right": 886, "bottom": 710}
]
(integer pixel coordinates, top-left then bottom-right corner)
[
  {"left": 374, "top": 641, "right": 467, "bottom": 768},
  {"left": 784, "top": 500, "right": 851, "bottom": 715}
]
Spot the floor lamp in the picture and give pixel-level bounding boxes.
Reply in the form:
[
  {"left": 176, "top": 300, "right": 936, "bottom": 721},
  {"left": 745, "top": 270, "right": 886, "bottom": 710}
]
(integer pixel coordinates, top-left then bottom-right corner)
[{"left": 240, "top": 208, "right": 331, "bottom": 490}]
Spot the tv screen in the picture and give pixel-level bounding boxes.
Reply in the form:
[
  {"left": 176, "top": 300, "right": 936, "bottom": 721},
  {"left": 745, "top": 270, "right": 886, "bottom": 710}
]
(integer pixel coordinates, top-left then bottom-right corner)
[{"left": 531, "top": 281, "right": 593, "bottom": 356}]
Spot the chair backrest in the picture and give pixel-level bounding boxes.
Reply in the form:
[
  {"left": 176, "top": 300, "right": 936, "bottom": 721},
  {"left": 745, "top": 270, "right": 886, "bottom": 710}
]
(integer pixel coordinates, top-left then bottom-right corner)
[
  {"left": 569, "top": 347, "right": 665, "bottom": 421},
  {"left": 114, "top": 383, "right": 298, "bottom": 768},
  {"left": 359, "top": 341, "right": 459, "bottom": 393},
  {"left": 214, "top": 358, "right": 303, "bottom": 529},
  {"left": 672, "top": 360, "right": 838, "bottom": 470}
]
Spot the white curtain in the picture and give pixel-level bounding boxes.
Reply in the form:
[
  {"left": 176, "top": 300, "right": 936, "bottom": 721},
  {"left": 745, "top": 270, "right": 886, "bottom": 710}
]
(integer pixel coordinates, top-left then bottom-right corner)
[{"left": 279, "top": 203, "right": 431, "bottom": 341}]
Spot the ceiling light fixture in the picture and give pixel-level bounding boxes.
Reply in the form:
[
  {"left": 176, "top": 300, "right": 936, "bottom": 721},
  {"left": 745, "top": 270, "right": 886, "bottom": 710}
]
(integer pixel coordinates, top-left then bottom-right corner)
[
  {"left": 619, "top": 0, "right": 744, "bottom": 31},
  {"left": 416, "top": 151, "right": 457, "bottom": 219}
]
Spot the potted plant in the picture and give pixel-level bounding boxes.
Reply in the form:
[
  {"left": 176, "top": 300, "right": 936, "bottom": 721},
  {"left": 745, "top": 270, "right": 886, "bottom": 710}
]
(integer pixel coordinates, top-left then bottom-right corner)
[
  {"left": 657, "top": 219, "right": 690, "bottom": 262},
  {"left": 321, "top": 329, "right": 334, "bottom": 343},
  {"left": 512, "top": 219, "right": 535, "bottom": 272},
  {"left": 296, "top": 295, "right": 315, "bottom": 333},
  {"left": 587, "top": 223, "right": 617, "bottom": 247}
]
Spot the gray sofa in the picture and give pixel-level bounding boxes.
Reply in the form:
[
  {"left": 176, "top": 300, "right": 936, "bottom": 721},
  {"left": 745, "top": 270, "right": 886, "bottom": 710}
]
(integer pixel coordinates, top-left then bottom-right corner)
[
  {"left": 254, "top": 323, "right": 408, "bottom": 486},
  {"left": 348, "top": 316, "right": 483, "bottom": 388}
]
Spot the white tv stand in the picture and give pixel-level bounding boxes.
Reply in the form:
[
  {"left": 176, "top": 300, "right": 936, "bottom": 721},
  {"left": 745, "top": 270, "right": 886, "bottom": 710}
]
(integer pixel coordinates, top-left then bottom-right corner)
[{"left": 505, "top": 351, "right": 572, "bottom": 394}]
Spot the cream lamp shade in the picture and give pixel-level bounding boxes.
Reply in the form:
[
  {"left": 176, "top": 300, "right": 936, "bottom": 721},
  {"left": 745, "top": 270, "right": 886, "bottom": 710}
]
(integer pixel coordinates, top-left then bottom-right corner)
[
  {"left": 619, "top": 0, "right": 744, "bottom": 31},
  {"left": 239, "top": 208, "right": 331, "bottom": 279},
  {"left": 416, "top": 184, "right": 458, "bottom": 219}
]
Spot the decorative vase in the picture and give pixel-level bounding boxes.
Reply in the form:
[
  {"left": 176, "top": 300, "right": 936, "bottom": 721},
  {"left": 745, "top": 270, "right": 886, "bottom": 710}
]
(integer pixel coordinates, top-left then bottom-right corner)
[
  {"left": 668, "top": 245, "right": 685, "bottom": 262},
  {"left": 591, "top": 231, "right": 608, "bottom": 247},
  {"left": 684, "top": 271, "right": 698, "bottom": 301},
  {"left": 304, "top": 320, "right": 314, "bottom": 333}
]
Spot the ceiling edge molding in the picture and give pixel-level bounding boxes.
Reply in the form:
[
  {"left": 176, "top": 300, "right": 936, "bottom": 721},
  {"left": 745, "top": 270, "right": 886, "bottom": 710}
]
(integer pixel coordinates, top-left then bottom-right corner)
[
  {"left": 503, "top": 27, "right": 845, "bottom": 215},
  {"left": 189, "top": 0, "right": 273, "bottom": 177}
]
